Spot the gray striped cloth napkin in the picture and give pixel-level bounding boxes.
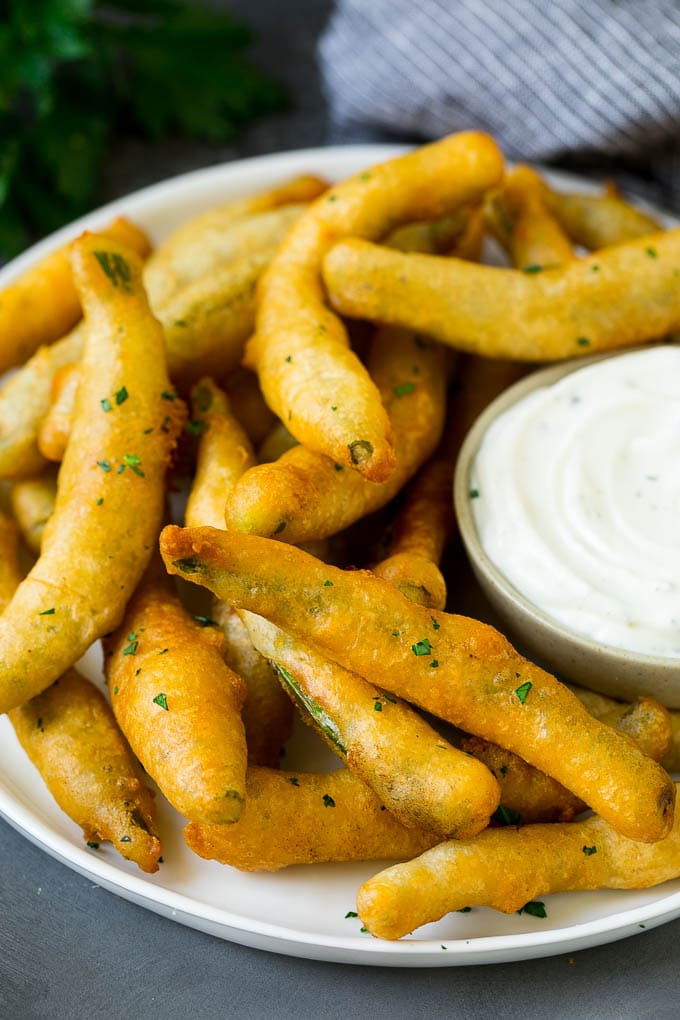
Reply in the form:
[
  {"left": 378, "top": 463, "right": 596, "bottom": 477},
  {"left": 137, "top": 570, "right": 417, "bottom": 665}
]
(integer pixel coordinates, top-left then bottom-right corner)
[{"left": 319, "top": 0, "right": 680, "bottom": 210}]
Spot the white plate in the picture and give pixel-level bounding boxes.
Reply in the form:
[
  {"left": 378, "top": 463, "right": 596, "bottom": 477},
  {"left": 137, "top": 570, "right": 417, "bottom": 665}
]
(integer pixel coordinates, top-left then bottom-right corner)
[{"left": 1, "top": 145, "right": 679, "bottom": 967}]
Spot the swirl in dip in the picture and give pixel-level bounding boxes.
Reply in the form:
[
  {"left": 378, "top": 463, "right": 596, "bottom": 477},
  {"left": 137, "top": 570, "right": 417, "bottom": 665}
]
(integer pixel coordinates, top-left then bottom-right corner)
[{"left": 469, "top": 345, "right": 680, "bottom": 658}]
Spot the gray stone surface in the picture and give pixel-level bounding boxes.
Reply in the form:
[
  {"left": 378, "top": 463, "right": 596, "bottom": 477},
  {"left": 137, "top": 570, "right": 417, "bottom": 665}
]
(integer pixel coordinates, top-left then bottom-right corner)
[{"left": 2, "top": 2, "right": 680, "bottom": 1015}]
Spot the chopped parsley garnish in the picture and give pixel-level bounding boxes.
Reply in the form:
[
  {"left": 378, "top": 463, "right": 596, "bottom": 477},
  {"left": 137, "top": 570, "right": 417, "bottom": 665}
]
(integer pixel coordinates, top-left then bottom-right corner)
[
  {"left": 122, "top": 633, "right": 138, "bottom": 656},
  {"left": 430, "top": 660, "right": 439, "bottom": 668},
  {"left": 101, "top": 398, "right": 112, "bottom": 413},
  {"left": 334, "top": 464, "right": 343, "bottom": 472},
  {"left": 518, "top": 901, "right": 547, "bottom": 918},
  {"left": 94, "top": 251, "right": 132, "bottom": 292},
  {"left": 323, "top": 794, "right": 335, "bottom": 808},
  {"left": 411, "top": 638, "right": 432, "bottom": 656},
  {"left": 457, "top": 906, "right": 472, "bottom": 913},
  {"left": 184, "top": 419, "right": 208, "bottom": 437},
  {"left": 514, "top": 681, "right": 532, "bottom": 704},
  {"left": 345, "top": 910, "right": 358, "bottom": 918},
  {"left": 469, "top": 488, "right": 480, "bottom": 499},
  {"left": 97, "top": 459, "right": 111, "bottom": 472},
  {"left": 120, "top": 835, "right": 132, "bottom": 843},
  {"left": 123, "top": 453, "right": 144, "bottom": 476},
  {"left": 174, "top": 319, "right": 188, "bottom": 328},
  {"left": 161, "top": 390, "right": 177, "bottom": 401},
  {"left": 86, "top": 841, "right": 100, "bottom": 850},
  {"left": 38, "top": 608, "right": 55, "bottom": 615},
  {"left": 582, "top": 845, "right": 597, "bottom": 856},
  {"left": 646, "top": 247, "right": 658, "bottom": 258},
  {"left": 431, "top": 617, "right": 440, "bottom": 630},
  {"left": 323, "top": 580, "right": 333, "bottom": 587},
  {"left": 113, "top": 686, "right": 118, "bottom": 696},
  {"left": 115, "top": 386, "right": 128, "bottom": 405},
  {"left": 576, "top": 337, "right": 591, "bottom": 347},
  {"left": 96, "top": 498, "right": 104, "bottom": 506},
  {"left": 493, "top": 804, "right": 521, "bottom": 826},
  {"left": 373, "top": 699, "right": 383, "bottom": 712},
  {"left": 522, "top": 264, "right": 543, "bottom": 274},
  {"left": 153, "top": 692, "right": 169, "bottom": 711},
  {"left": 285, "top": 355, "right": 292, "bottom": 363},
  {"left": 289, "top": 777, "right": 300, "bottom": 787},
  {"left": 591, "top": 264, "right": 600, "bottom": 272},
  {"left": 331, "top": 405, "right": 338, "bottom": 412},
  {"left": 359, "top": 171, "right": 372, "bottom": 181},
  {"left": 158, "top": 648, "right": 169, "bottom": 655},
  {"left": 360, "top": 927, "right": 368, "bottom": 933},
  {"left": 391, "top": 630, "right": 401, "bottom": 637},
  {"left": 194, "top": 616, "right": 217, "bottom": 628},
  {"left": 394, "top": 382, "right": 415, "bottom": 398},
  {"left": 499, "top": 764, "right": 508, "bottom": 775}
]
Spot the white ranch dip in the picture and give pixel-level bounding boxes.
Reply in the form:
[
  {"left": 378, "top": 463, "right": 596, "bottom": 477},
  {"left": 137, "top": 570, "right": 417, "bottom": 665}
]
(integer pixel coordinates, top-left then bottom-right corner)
[{"left": 470, "top": 346, "right": 680, "bottom": 657}]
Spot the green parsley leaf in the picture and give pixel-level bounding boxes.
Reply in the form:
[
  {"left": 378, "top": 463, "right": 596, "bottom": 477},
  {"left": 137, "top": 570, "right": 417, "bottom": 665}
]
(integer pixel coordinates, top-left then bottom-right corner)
[
  {"left": 394, "top": 382, "right": 416, "bottom": 398},
  {"left": 431, "top": 617, "right": 440, "bottom": 630},
  {"left": 94, "top": 251, "right": 132, "bottom": 292},
  {"left": 411, "top": 639, "right": 432, "bottom": 656},
  {"left": 87, "top": 841, "right": 100, "bottom": 850},
  {"left": 153, "top": 692, "right": 169, "bottom": 711},
  {"left": 123, "top": 453, "right": 144, "bottom": 477},
  {"left": 469, "top": 488, "right": 480, "bottom": 499},
  {"left": 120, "top": 836, "right": 132, "bottom": 843},
  {"left": 646, "top": 247, "right": 658, "bottom": 258},
  {"left": 97, "top": 459, "right": 111, "bottom": 472},
  {"left": 115, "top": 386, "right": 128, "bottom": 405},
  {"left": 493, "top": 804, "right": 521, "bottom": 826},
  {"left": 373, "top": 700, "right": 383, "bottom": 712},
  {"left": 122, "top": 638, "right": 138, "bottom": 656},
  {"left": 96, "top": 497, "right": 104, "bottom": 506},
  {"left": 38, "top": 608, "right": 55, "bottom": 615},
  {"left": 289, "top": 777, "right": 300, "bottom": 787},
  {"left": 430, "top": 660, "right": 439, "bottom": 668},
  {"left": 334, "top": 464, "right": 343, "bottom": 472},
  {"left": 101, "top": 398, "right": 112, "bottom": 413},
  {"left": 323, "top": 580, "right": 333, "bottom": 587},
  {"left": 345, "top": 911, "right": 358, "bottom": 918},
  {"left": 161, "top": 391, "right": 177, "bottom": 401},
  {"left": 521, "top": 264, "right": 543, "bottom": 274},
  {"left": 184, "top": 419, "right": 208, "bottom": 436},
  {"left": 514, "top": 681, "right": 532, "bottom": 704},
  {"left": 576, "top": 337, "right": 591, "bottom": 347},
  {"left": 0, "top": 3, "right": 283, "bottom": 259},
  {"left": 457, "top": 906, "right": 472, "bottom": 913},
  {"left": 322, "top": 794, "right": 335, "bottom": 808},
  {"left": 518, "top": 901, "right": 547, "bottom": 918},
  {"left": 582, "top": 845, "right": 597, "bottom": 856}
]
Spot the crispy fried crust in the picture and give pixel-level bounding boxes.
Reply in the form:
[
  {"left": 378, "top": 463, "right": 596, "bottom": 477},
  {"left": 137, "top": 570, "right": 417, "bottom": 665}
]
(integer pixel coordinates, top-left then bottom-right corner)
[
  {"left": 247, "top": 131, "right": 503, "bottom": 480},
  {"left": 161, "top": 527, "right": 675, "bottom": 843},
  {"left": 184, "top": 766, "right": 437, "bottom": 871},
  {"left": 323, "top": 230, "right": 680, "bottom": 361},
  {"left": 357, "top": 785, "right": 680, "bottom": 939},
  {"left": 0, "top": 234, "right": 185, "bottom": 714},
  {"left": 104, "top": 573, "right": 247, "bottom": 825}
]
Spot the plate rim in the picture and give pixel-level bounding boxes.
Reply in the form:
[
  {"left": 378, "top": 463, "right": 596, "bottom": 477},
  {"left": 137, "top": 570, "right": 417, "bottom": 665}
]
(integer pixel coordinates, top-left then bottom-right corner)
[{"left": 1, "top": 142, "right": 678, "bottom": 967}]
